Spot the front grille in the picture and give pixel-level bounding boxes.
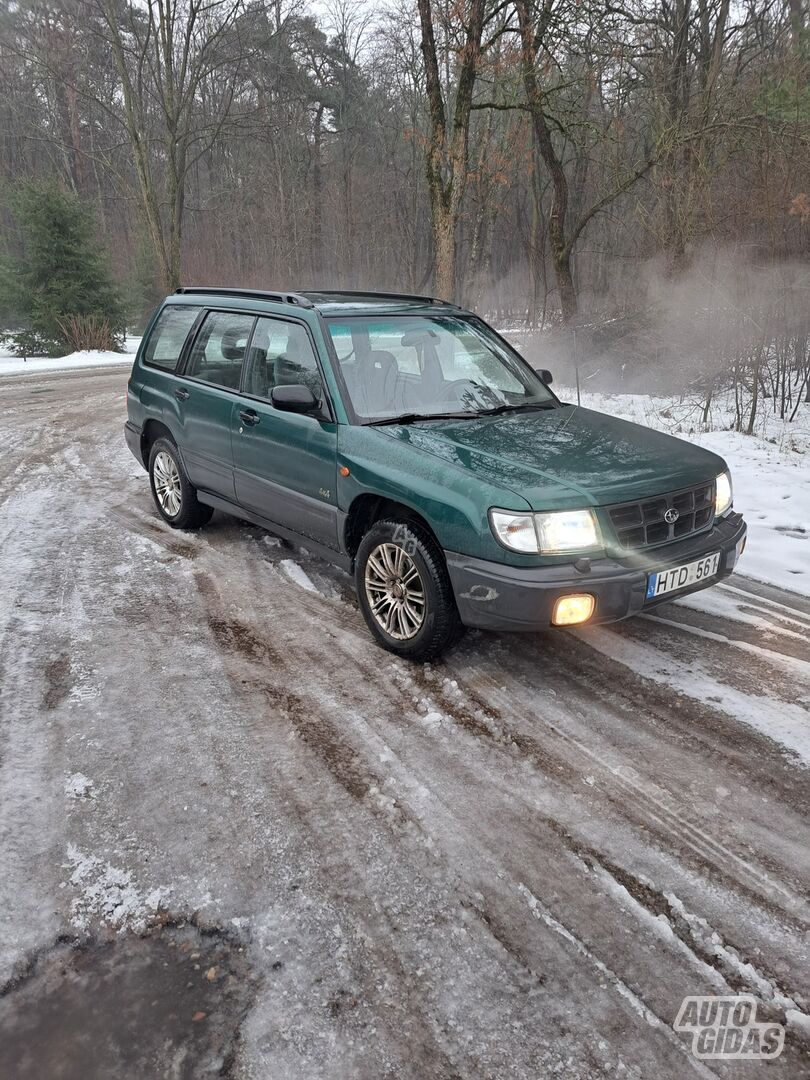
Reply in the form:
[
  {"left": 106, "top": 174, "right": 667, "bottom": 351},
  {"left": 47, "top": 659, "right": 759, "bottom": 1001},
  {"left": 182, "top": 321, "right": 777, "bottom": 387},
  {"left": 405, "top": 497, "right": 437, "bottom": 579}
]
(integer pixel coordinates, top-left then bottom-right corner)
[{"left": 607, "top": 480, "right": 715, "bottom": 550}]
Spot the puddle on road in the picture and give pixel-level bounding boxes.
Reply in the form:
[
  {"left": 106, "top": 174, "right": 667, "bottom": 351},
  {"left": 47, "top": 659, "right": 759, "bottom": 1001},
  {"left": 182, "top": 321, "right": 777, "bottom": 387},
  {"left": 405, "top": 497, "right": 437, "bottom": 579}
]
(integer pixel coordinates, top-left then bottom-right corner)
[{"left": 0, "top": 922, "right": 256, "bottom": 1079}]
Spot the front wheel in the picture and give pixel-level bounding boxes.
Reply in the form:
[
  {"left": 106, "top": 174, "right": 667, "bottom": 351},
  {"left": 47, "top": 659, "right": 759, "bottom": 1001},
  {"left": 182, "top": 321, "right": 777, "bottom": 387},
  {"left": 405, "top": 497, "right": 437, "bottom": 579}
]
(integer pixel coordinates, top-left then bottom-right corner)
[
  {"left": 355, "top": 519, "right": 464, "bottom": 661},
  {"left": 148, "top": 437, "right": 213, "bottom": 529}
]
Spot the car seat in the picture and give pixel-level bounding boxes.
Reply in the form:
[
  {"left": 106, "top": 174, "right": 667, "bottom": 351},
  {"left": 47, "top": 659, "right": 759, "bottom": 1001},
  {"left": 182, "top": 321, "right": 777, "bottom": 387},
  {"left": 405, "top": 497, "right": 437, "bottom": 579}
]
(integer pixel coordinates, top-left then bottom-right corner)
[
  {"left": 273, "top": 326, "right": 321, "bottom": 399},
  {"left": 351, "top": 349, "right": 398, "bottom": 416}
]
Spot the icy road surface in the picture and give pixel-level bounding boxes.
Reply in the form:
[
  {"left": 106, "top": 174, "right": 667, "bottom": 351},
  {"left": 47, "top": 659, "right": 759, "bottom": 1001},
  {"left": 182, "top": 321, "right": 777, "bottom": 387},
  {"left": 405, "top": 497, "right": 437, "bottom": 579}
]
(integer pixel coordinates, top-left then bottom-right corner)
[{"left": 1, "top": 368, "right": 809, "bottom": 1079}]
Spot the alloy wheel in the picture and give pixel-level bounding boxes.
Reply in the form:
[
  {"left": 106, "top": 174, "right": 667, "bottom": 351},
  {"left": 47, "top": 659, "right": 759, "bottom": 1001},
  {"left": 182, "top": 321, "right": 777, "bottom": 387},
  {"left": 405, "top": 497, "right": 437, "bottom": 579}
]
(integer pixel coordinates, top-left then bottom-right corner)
[
  {"left": 364, "top": 542, "right": 426, "bottom": 640},
  {"left": 153, "top": 451, "right": 182, "bottom": 517}
]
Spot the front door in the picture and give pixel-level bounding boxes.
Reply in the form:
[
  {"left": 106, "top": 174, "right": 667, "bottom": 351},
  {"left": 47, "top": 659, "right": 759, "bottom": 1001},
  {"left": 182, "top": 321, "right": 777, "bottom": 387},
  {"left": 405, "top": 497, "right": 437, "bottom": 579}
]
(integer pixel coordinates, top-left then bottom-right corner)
[
  {"left": 179, "top": 309, "right": 255, "bottom": 500},
  {"left": 232, "top": 316, "right": 339, "bottom": 549}
]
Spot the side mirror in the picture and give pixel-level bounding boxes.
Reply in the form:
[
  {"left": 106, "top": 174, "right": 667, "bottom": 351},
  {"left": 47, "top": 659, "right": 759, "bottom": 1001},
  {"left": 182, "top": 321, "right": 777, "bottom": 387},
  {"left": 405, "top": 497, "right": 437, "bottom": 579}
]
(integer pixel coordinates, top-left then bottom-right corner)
[
  {"left": 537, "top": 368, "right": 553, "bottom": 385},
  {"left": 271, "top": 384, "right": 319, "bottom": 414}
]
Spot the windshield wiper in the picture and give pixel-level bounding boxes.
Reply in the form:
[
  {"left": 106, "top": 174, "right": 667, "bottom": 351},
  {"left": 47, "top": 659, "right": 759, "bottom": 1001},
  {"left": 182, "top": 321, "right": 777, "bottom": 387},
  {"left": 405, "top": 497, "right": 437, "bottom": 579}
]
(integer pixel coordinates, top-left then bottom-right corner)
[
  {"left": 367, "top": 411, "right": 478, "bottom": 426},
  {"left": 477, "top": 401, "right": 557, "bottom": 417}
]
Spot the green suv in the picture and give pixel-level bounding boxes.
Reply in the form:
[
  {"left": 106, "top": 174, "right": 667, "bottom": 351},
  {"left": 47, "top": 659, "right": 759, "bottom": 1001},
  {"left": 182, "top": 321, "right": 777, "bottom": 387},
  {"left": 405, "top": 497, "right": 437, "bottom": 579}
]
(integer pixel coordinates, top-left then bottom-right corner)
[{"left": 125, "top": 288, "right": 747, "bottom": 659}]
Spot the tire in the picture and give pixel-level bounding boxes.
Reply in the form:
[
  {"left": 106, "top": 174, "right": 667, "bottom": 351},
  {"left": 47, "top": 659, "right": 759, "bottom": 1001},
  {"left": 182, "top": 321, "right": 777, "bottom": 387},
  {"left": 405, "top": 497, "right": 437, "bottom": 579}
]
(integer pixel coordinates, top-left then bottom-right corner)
[
  {"left": 148, "top": 437, "right": 213, "bottom": 530},
  {"left": 355, "top": 518, "right": 464, "bottom": 661}
]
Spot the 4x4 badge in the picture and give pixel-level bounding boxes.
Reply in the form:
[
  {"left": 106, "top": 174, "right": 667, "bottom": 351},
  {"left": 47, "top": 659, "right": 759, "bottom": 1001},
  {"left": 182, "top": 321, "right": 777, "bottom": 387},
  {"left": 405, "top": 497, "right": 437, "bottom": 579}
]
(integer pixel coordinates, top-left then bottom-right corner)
[{"left": 664, "top": 507, "right": 680, "bottom": 524}]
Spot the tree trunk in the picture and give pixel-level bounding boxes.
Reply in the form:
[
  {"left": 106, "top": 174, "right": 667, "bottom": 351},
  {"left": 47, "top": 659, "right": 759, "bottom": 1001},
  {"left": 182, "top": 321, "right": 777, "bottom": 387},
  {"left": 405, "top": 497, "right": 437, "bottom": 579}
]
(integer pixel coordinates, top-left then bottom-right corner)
[
  {"left": 553, "top": 247, "right": 578, "bottom": 323},
  {"left": 434, "top": 208, "right": 456, "bottom": 301},
  {"left": 515, "top": 0, "right": 579, "bottom": 323},
  {"left": 417, "top": 0, "right": 486, "bottom": 302}
]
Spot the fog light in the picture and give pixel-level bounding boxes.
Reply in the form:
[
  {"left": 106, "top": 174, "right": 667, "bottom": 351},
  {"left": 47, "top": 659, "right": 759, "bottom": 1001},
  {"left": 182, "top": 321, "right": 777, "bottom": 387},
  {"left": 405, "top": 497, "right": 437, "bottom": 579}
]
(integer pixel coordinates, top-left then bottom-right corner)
[
  {"left": 738, "top": 535, "right": 747, "bottom": 556},
  {"left": 552, "top": 594, "right": 595, "bottom": 626}
]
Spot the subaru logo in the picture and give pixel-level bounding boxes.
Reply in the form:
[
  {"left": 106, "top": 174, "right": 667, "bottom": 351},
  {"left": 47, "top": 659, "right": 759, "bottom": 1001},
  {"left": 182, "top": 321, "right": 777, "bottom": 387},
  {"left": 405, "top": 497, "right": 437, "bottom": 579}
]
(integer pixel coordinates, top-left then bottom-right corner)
[{"left": 664, "top": 507, "right": 680, "bottom": 524}]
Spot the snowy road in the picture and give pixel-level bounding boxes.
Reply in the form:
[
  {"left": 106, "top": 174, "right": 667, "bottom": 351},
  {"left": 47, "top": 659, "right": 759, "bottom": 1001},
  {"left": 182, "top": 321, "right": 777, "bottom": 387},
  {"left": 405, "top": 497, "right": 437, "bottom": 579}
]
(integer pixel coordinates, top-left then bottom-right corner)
[{"left": 1, "top": 367, "right": 809, "bottom": 1078}]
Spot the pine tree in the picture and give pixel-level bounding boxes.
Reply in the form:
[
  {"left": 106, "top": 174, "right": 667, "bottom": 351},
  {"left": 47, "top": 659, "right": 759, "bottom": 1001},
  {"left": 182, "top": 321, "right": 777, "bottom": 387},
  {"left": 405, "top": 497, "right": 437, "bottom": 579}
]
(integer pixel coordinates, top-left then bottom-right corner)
[{"left": 0, "top": 181, "right": 125, "bottom": 356}]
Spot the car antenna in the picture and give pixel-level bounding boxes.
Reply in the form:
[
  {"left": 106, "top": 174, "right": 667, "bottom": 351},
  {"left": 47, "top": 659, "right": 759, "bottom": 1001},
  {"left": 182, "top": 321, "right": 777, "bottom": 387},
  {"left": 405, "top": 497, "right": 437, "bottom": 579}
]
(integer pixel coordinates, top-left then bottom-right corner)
[
  {"left": 558, "top": 396, "right": 578, "bottom": 431},
  {"left": 559, "top": 325, "right": 581, "bottom": 430}
]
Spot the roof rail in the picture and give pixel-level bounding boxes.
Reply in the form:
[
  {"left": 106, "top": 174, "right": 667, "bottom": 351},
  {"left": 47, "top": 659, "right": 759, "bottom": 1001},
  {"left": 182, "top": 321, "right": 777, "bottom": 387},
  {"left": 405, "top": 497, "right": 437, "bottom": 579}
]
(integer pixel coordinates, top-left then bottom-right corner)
[
  {"left": 175, "top": 287, "right": 315, "bottom": 309},
  {"left": 301, "top": 290, "right": 451, "bottom": 306}
]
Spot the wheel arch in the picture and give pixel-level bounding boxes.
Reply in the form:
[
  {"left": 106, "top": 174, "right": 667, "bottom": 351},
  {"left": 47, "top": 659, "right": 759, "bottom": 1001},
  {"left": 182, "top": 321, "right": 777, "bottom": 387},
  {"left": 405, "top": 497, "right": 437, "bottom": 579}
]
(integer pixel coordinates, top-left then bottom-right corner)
[
  {"left": 141, "top": 419, "right": 177, "bottom": 468},
  {"left": 343, "top": 495, "right": 442, "bottom": 560}
]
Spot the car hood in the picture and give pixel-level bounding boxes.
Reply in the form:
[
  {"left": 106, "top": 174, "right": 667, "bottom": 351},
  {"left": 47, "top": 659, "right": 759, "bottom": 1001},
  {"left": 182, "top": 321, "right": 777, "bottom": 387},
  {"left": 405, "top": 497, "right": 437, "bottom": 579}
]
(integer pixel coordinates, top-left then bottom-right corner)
[{"left": 380, "top": 405, "right": 726, "bottom": 509}]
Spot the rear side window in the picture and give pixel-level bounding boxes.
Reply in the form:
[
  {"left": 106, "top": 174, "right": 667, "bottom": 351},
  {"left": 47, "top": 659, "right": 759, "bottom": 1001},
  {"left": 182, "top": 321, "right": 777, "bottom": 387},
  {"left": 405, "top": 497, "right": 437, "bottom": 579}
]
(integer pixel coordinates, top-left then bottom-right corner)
[
  {"left": 185, "top": 311, "right": 255, "bottom": 390},
  {"left": 143, "top": 305, "right": 202, "bottom": 371}
]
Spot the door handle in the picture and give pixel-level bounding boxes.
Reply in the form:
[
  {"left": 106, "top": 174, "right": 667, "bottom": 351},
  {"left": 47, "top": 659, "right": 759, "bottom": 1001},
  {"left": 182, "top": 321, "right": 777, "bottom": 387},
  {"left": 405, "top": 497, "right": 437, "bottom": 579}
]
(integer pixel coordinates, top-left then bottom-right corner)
[
  {"left": 174, "top": 387, "right": 189, "bottom": 402},
  {"left": 239, "top": 409, "right": 260, "bottom": 426}
]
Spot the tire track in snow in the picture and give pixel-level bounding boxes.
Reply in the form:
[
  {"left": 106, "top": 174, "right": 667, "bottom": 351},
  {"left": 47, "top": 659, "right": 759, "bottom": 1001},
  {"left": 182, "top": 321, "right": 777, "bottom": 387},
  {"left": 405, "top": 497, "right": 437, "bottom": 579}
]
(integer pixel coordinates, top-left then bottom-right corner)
[
  {"left": 641, "top": 612, "right": 810, "bottom": 676},
  {"left": 581, "top": 624, "right": 810, "bottom": 768},
  {"left": 438, "top": 655, "right": 810, "bottom": 924},
  {"left": 255, "top": 648, "right": 810, "bottom": 1071},
  {"left": 187, "top": 588, "right": 810, "bottom": 1070},
  {"left": 189, "top": 538, "right": 810, "bottom": 936},
  {"left": 4, "top": 367, "right": 810, "bottom": 1078},
  {"left": 186, "top": 556, "right": 727, "bottom": 1073}
]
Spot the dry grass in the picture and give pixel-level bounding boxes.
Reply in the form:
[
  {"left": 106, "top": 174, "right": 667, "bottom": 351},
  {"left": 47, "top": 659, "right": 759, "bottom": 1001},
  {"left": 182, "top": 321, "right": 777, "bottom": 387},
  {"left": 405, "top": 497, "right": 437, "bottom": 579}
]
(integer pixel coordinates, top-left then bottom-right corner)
[{"left": 56, "top": 313, "right": 120, "bottom": 352}]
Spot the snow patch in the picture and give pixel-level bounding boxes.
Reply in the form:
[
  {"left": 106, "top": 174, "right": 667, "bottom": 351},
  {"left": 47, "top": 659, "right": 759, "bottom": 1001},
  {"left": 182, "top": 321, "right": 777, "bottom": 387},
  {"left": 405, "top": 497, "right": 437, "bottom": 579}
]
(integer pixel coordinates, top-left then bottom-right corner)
[
  {"left": 66, "top": 663, "right": 101, "bottom": 703},
  {"left": 664, "top": 892, "right": 810, "bottom": 1023},
  {"left": 418, "top": 710, "right": 444, "bottom": 728},
  {"left": 676, "top": 585, "right": 810, "bottom": 640},
  {"left": 280, "top": 560, "right": 318, "bottom": 593},
  {"left": 518, "top": 882, "right": 661, "bottom": 1028},
  {"left": 64, "top": 844, "right": 168, "bottom": 932},
  {"left": 642, "top": 612, "right": 810, "bottom": 684},
  {"left": 787, "top": 1009, "right": 810, "bottom": 1039},
  {"left": 581, "top": 858, "right": 727, "bottom": 990},
  {"left": 65, "top": 773, "right": 95, "bottom": 800},
  {"left": 582, "top": 626, "right": 810, "bottom": 767},
  {"left": 0, "top": 337, "right": 140, "bottom": 376}
]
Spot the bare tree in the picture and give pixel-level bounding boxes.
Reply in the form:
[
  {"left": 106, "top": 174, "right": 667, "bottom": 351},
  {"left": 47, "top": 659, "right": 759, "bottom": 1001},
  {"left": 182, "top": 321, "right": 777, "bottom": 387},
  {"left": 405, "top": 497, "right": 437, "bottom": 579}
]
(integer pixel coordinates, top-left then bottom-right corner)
[
  {"left": 513, "top": 0, "right": 660, "bottom": 322},
  {"left": 0, "top": 0, "right": 806, "bottom": 371},
  {"left": 416, "top": 0, "right": 488, "bottom": 299},
  {"left": 93, "top": 0, "right": 250, "bottom": 290}
]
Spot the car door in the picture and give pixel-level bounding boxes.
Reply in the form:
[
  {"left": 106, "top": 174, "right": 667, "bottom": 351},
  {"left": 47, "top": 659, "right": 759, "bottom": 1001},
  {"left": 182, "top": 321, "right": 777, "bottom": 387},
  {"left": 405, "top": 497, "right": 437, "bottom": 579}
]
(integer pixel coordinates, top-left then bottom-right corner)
[
  {"left": 178, "top": 310, "right": 256, "bottom": 500},
  {"left": 232, "top": 316, "right": 339, "bottom": 549}
]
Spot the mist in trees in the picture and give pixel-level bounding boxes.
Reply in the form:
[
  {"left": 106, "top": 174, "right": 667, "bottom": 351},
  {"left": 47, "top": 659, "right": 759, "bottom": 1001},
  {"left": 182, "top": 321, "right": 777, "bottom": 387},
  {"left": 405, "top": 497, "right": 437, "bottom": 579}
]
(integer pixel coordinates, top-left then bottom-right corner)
[{"left": 0, "top": 0, "right": 807, "bottom": 411}]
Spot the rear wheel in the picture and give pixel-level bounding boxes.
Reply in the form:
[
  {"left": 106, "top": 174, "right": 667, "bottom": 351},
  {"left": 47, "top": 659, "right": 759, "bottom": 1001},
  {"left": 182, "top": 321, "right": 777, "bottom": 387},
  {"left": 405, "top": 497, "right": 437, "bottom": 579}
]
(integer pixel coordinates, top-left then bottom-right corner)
[
  {"left": 355, "top": 519, "right": 464, "bottom": 661},
  {"left": 148, "top": 437, "right": 213, "bottom": 529}
]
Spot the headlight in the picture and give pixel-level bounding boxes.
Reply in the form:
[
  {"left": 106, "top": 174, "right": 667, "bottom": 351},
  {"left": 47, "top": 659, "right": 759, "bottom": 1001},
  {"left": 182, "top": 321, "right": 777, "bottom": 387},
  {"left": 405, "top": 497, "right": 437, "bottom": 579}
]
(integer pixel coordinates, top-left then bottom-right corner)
[
  {"left": 715, "top": 471, "right": 732, "bottom": 517},
  {"left": 490, "top": 508, "right": 600, "bottom": 554},
  {"left": 535, "top": 510, "right": 600, "bottom": 553}
]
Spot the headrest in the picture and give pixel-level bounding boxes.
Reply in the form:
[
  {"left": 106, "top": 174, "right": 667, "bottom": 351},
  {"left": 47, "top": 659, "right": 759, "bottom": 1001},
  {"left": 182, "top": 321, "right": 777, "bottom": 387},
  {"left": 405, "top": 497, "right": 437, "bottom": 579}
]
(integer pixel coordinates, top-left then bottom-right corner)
[
  {"left": 284, "top": 326, "right": 309, "bottom": 362},
  {"left": 221, "top": 326, "right": 247, "bottom": 361},
  {"left": 364, "top": 349, "right": 396, "bottom": 373}
]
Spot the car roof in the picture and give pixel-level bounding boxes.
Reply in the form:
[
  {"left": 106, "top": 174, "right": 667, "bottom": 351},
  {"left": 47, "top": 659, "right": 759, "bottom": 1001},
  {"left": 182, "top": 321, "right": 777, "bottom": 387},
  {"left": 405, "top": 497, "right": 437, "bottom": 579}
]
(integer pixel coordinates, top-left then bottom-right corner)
[{"left": 171, "top": 287, "right": 470, "bottom": 318}]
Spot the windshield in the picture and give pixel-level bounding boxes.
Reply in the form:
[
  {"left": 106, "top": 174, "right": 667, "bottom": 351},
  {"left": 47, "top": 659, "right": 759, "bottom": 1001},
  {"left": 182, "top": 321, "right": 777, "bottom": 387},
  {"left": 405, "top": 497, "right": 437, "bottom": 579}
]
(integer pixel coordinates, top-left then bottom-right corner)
[{"left": 325, "top": 315, "right": 555, "bottom": 422}]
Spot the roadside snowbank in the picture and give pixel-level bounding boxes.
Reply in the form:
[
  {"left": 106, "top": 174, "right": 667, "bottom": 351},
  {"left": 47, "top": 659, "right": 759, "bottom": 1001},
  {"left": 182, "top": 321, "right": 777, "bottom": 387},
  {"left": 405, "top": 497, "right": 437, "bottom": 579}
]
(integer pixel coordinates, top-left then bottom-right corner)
[
  {"left": 0, "top": 336, "right": 140, "bottom": 376},
  {"left": 555, "top": 387, "right": 810, "bottom": 597}
]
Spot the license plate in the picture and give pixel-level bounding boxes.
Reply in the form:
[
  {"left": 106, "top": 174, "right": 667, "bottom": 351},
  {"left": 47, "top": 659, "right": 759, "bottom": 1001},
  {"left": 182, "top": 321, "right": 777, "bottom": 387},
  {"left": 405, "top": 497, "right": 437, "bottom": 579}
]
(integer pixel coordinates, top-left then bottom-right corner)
[{"left": 646, "top": 551, "right": 720, "bottom": 600}]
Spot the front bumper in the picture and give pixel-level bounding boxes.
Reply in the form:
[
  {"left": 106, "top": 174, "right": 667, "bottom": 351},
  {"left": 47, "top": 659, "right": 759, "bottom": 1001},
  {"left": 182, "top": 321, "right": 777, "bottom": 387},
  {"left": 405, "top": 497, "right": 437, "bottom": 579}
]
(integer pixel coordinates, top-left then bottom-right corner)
[{"left": 446, "top": 512, "right": 747, "bottom": 632}]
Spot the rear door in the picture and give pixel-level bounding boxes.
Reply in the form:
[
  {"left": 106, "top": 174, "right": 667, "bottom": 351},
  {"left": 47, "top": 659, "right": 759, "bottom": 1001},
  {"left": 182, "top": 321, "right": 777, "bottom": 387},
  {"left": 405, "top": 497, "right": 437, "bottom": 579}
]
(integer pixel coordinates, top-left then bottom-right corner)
[
  {"left": 232, "top": 316, "right": 339, "bottom": 549},
  {"left": 136, "top": 303, "right": 204, "bottom": 431},
  {"left": 178, "top": 310, "right": 255, "bottom": 500}
]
